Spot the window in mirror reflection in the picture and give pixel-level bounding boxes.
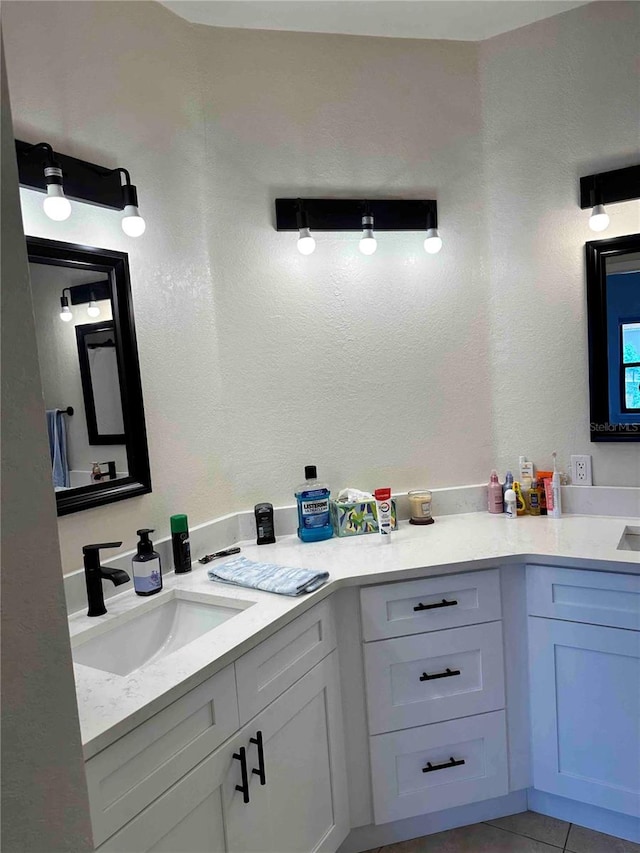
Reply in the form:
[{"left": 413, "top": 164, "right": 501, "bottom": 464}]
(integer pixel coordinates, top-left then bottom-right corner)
[
  {"left": 29, "top": 262, "right": 129, "bottom": 491},
  {"left": 605, "top": 251, "right": 640, "bottom": 426},
  {"left": 622, "top": 322, "right": 640, "bottom": 411}
]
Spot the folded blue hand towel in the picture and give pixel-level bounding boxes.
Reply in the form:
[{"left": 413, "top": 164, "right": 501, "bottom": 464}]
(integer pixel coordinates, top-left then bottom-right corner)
[{"left": 207, "top": 555, "right": 329, "bottom": 596}]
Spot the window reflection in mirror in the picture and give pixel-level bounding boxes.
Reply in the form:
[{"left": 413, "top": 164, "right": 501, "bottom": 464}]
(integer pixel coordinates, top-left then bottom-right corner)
[{"left": 586, "top": 235, "right": 640, "bottom": 442}]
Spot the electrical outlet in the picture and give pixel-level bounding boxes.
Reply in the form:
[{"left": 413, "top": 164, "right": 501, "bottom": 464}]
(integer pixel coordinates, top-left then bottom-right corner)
[{"left": 571, "top": 454, "right": 593, "bottom": 486}]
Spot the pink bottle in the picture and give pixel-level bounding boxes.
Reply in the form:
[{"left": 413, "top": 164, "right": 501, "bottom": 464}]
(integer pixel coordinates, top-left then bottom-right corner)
[{"left": 488, "top": 470, "right": 503, "bottom": 513}]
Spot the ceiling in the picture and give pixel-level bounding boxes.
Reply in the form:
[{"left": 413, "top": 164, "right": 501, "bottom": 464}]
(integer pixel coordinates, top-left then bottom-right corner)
[{"left": 159, "top": 1, "right": 590, "bottom": 42}]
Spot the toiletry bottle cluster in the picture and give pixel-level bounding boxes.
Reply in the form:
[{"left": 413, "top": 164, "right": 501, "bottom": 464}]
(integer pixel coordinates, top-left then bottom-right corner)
[
  {"left": 488, "top": 455, "right": 562, "bottom": 519},
  {"left": 295, "top": 465, "right": 394, "bottom": 543}
]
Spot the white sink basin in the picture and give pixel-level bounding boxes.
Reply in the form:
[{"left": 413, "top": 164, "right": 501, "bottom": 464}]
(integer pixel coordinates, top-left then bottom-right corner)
[
  {"left": 72, "top": 591, "right": 252, "bottom": 677},
  {"left": 618, "top": 525, "right": 640, "bottom": 553}
]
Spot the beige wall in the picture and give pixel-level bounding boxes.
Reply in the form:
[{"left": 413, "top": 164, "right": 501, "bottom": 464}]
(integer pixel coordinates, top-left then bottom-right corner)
[
  {"left": 0, "top": 36, "right": 93, "bottom": 852},
  {"left": 3, "top": 1, "right": 639, "bottom": 574}
]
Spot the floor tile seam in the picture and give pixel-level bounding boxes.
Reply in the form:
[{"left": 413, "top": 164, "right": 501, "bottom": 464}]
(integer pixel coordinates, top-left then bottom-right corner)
[
  {"left": 563, "top": 822, "right": 572, "bottom": 852},
  {"left": 482, "top": 820, "right": 566, "bottom": 849}
]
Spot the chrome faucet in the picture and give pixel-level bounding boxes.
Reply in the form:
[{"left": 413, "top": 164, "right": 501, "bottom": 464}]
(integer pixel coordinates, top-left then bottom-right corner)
[{"left": 83, "top": 542, "right": 130, "bottom": 617}]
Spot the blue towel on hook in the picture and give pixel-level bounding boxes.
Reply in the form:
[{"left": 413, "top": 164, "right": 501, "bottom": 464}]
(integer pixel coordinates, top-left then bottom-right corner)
[
  {"left": 207, "top": 555, "right": 329, "bottom": 596},
  {"left": 46, "top": 409, "right": 70, "bottom": 489}
]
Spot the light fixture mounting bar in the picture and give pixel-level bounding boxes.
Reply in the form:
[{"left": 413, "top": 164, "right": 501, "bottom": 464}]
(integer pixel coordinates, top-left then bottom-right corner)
[
  {"left": 579, "top": 165, "right": 640, "bottom": 209},
  {"left": 15, "top": 139, "right": 124, "bottom": 210},
  {"left": 275, "top": 198, "right": 437, "bottom": 231}
]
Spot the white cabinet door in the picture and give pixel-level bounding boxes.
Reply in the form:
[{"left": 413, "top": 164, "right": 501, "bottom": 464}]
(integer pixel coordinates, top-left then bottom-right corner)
[
  {"left": 101, "top": 653, "right": 349, "bottom": 853},
  {"left": 98, "top": 747, "right": 229, "bottom": 853},
  {"left": 529, "top": 616, "right": 640, "bottom": 817},
  {"left": 225, "top": 652, "right": 349, "bottom": 853}
]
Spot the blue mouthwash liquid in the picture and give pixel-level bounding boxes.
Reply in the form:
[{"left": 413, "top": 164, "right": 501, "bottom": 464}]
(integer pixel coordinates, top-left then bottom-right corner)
[{"left": 295, "top": 465, "right": 333, "bottom": 542}]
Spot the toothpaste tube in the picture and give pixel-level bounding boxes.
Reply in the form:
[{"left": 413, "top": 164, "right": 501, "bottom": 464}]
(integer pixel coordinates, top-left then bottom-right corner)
[{"left": 374, "top": 488, "right": 393, "bottom": 542}]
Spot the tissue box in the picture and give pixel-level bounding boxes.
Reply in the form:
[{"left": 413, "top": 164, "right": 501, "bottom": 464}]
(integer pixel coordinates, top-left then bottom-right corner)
[{"left": 330, "top": 499, "right": 398, "bottom": 537}]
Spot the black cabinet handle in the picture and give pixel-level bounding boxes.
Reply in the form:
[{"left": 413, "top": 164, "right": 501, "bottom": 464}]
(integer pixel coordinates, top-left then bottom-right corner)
[
  {"left": 420, "top": 667, "right": 461, "bottom": 682},
  {"left": 250, "top": 730, "right": 266, "bottom": 785},
  {"left": 233, "top": 746, "right": 250, "bottom": 803},
  {"left": 422, "top": 756, "right": 465, "bottom": 774},
  {"left": 414, "top": 598, "right": 458, "bottom": 612}
]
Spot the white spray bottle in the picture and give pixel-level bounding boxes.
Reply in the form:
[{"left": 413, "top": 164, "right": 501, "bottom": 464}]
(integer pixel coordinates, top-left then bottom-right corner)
[{"left": 549, "top": 452, "right": 562, "bottom": 518}]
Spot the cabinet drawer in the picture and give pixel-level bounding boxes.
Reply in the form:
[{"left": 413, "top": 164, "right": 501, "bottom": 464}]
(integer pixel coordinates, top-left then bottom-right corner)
[
  {"left": 86, "top": 663, "right": 238, "bottom": 846},
  {"left": 361, "top": 569, "right": 501, "bottom": 641},
  {"left": 527, "top": 566, "right": 640, "bottom": 630},
  {"left": 370, "top": 710, "right": 508, "bottom": 824},
  {"left": 235, "top": 600, "right": 336, "bottom": 724},
  {"left": 364, "top": 622, "right": 505, "bottom": 734}
]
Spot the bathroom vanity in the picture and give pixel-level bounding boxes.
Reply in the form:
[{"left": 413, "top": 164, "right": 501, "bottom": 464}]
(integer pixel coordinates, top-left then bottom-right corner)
[{"left": 67, "top": 513, "right": 640, "bottom": 852}]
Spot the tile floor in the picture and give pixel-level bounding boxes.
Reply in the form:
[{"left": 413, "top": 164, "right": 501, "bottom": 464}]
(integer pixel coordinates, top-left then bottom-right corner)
[{"left": 365, "top": 811, "right": 640, "bottom": 853}]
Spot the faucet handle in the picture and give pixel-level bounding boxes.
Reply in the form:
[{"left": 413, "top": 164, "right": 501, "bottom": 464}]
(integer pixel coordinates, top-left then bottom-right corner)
[{"left": 82, "top": 541, "right": 122, "bottom": 555}]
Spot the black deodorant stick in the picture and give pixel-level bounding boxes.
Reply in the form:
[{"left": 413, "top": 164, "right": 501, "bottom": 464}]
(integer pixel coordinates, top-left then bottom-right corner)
[{"left": 254, "top": 503, "right": 276, "bottom": 545}]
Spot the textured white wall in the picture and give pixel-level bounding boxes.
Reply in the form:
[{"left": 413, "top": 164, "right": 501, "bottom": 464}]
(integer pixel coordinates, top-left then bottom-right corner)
[
  {"left": 480, "top": 1, "right": 640, "bottom": 485},
  {"left": 194, "top": 25, "right": 491, "bottom": 508},
  {"left": 3, "top": 1, "right": 639, "bottom": 575}
]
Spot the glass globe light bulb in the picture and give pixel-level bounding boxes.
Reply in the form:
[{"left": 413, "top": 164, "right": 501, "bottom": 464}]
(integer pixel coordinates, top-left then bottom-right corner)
[
  {"left": 43, "top": 185, "right": 72, "bottom": 221},
  {"left": 297, "top": 227, "right": 316, "bottom": 255},
  {"left": 359, "top": 231, "right": 377, "bottom": 255},
  {"left": 87, "top": 300, "right": 101, "bottom": 318},
  {"left": 59, "top": 305, "right": 73, "bottom": 322},
  {"left": 122, "top": 205, "right": 146, "bottom": 237},
  {"left": 589, "top": 204, "right": 609, "bottom": 232},
  {"left": 423, "top": 228, "right": 443, "bottom": 254}
]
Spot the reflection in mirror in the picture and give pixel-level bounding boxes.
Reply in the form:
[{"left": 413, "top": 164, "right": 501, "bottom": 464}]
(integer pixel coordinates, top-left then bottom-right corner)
[
  {"left": 77, "top": 321, "right": 125, "bottom": 443},
  {"left": 30, "top": 264, "right": 129, "bottom": 489},
  {"left": 27, "top": 237, "right": 151, "bottom": 514},
  {"left": 586, "top": 234, "right": 640, "bottom": 442}
]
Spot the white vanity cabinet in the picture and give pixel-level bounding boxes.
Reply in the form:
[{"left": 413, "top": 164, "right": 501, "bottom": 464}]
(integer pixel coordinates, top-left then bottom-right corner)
[
  {"left": 527, "top": 566, "right": 640, "bottom": 818},
  {"left": 92, "top": 602, "right": 348, "bottom": 853},
  {"left": 361, "top": 569, "right": 509, "bottom": 825}
]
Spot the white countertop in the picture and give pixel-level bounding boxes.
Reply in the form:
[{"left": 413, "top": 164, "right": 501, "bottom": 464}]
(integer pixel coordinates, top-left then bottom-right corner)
[{"left": 70, "top": 512, "right": 639, "bottom": 759}]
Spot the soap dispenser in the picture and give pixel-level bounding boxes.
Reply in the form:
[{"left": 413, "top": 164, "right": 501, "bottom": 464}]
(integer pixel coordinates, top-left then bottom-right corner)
[{"left": 132, "top": 529, "right": 163, "bottom": 596}]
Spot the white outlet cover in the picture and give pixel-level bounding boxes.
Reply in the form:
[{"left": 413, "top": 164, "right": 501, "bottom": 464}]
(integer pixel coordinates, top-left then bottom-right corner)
[{"left": 571, "top": 454, "right": 593, "bottom": 486}]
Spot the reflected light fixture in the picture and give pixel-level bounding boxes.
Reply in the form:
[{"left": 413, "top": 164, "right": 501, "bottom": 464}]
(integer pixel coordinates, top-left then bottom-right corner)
[
  {"left": 359, "top": 211, "right": 377, "bottom": 255},
  {"left": 59, "top": 288, "right": 73, "bottom": 322},
  {"left": 296, "top": 200, "right": 316, "bottom": 255},
  {"left": 589, "top": 181, "right": 610, "bottom": 232},
  {"left": 23, "top": 142, "right": 72, "bottom": 221},
  {"left": 87, "top": 292, "right": 101, "bottom": 318},
  {"left": 423, "top": 205, "right": 443, "bottom": 254}
]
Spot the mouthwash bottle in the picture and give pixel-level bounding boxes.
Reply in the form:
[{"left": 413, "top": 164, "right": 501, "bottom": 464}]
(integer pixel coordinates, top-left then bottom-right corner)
[{"left": 295, "top": 465, "right": 333, "bottom": 542}]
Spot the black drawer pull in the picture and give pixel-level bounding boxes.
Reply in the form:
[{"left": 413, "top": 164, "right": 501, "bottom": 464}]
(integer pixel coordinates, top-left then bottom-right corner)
[
  {"left": 233, "top": 746, "right": 250, "bottom": 803},
  {"left": 414, "top": 598, "right": 458, "bottom": 612},
  {"left": 250, "top": 730, "right": 266, "bottom": 785},
  {"left": 422, "top": 756, "right": 466, "bottom": 774},
  {"left": 420, "top": 667, "right": 461, "bottom": 682}
]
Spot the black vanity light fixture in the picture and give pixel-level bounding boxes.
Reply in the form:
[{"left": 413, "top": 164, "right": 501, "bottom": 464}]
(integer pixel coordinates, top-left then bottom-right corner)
[
  {"left": 580, "top": 165, "right": 640, "bottom": 233},
  {"left": 15, "top": 140, "right": 146, "bottom": 237},
  {"left": 58, "top": 280, "right": 110, "bottom": 323},
  {"left": 276, "top": 198, "right": 441, "bottom": 255}
]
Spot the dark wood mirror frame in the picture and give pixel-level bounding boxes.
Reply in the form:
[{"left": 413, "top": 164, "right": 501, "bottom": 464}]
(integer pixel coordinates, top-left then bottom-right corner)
[
  {"left": 586, "top": 233, "right": 640, "bottom": 442},
  {"left": 27, "top": 236, "right": 152, "bottom": 514}
]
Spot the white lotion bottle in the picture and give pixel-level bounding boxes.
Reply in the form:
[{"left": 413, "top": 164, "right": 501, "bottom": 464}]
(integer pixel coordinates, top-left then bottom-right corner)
[{"left": 504, "top": 488, "right": 517, "bottom": 519}]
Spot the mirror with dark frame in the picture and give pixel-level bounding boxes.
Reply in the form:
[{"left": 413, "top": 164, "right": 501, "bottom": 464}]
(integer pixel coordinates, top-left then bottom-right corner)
[
  {"left": 27, "top": 236, "right": 151, "bottom": 514},
  {"left": 586, "top": 233, "right": 640, "bottom": 442}
]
